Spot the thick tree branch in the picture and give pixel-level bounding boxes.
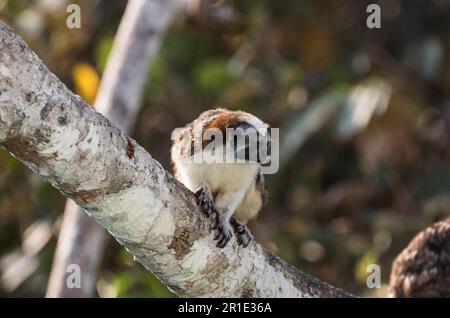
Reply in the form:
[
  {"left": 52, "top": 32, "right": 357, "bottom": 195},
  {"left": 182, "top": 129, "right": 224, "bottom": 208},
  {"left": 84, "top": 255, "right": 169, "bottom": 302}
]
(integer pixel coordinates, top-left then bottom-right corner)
[
  {"left": 0, "top": 19, "right": 352, "bottom": 298},
  {"left": 46, "top": 0, "right": 181, "bottom": 298}
]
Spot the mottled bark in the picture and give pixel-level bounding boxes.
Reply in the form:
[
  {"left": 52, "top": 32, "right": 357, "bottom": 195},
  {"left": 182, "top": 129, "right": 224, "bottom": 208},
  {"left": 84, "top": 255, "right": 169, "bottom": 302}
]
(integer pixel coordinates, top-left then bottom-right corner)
[
  {"left": 46, "top": 0, "right": 181, "bottom": 298},
  {"left": 0, "top": 19, "right": 352, "bottom": 298}
]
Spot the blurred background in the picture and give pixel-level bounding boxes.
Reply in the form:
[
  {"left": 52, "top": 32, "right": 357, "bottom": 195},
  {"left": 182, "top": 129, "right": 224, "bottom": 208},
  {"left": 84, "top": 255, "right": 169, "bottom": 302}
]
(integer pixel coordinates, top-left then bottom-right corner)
[{"left": 0, "top": 0, "right": 449, "bottom": 297}]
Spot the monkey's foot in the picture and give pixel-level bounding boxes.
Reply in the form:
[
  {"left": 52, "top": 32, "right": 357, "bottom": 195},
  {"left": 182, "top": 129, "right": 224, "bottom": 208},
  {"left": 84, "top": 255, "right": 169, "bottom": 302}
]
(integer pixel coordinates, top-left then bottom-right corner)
[
  {"left": 231, "top": 218, "right": 253, "bottom": 247},
  {"left": 194, "top": 187, "right": 214, "bottom": 217},
  {"left": 213, "top": 215, "right": 233, "bottom": 248}
]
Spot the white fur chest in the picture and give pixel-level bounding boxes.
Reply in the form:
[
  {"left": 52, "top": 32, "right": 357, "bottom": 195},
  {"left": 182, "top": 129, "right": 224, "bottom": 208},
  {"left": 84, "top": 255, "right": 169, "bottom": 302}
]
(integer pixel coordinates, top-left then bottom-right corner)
[{"left": 176, "top": 161, "right": 259, "bottom": 195}]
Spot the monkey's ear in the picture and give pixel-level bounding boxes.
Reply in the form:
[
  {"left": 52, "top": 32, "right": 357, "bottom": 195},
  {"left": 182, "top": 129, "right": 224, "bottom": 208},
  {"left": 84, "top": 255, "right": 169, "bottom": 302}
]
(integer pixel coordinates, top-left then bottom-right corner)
[{"left": 171, "top": 127, "right": 186, "bottom": 143}]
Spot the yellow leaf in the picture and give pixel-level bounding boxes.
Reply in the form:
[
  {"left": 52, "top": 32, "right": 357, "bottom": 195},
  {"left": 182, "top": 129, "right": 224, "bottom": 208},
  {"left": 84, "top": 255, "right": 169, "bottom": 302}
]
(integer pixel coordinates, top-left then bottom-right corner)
[
  {"left": 355, "top": 250, "right": 379, "bottom": 283},
  {"left": 72, "top": 63, "right": 100, "bottom": 105}
]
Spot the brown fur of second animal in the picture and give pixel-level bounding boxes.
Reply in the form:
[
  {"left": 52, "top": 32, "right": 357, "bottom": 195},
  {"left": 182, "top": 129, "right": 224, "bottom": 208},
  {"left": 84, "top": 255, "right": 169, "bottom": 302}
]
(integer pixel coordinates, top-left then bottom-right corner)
[{"left": 388, "top": 218, "right": 450, "bottom": 297}]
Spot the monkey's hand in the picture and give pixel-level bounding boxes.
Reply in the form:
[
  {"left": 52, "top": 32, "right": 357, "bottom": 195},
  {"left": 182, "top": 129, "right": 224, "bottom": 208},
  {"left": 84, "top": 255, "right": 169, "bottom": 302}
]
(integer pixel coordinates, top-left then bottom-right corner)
[
  {"left": 213, "top": 212, "right": 233, "bottom": 248},
  {"left": 194, "top": 187, "right": 234, "bottom": 248},
  {"left": 194, "top": 186, "right": 214, "bottom": 217},
  {"left": 231, "top": 218, "right": 253, "bottom": 247}
]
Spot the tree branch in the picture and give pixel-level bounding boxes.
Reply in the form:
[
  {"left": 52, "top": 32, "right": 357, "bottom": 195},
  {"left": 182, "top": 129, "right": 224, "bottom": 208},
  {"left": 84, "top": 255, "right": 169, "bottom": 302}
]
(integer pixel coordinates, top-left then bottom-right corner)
[
  {"left": 46, "top": 0, "right": 181, "bottom": 298},
  {"left": 0, "top": 19, "right": 352, "bottom": 298}
]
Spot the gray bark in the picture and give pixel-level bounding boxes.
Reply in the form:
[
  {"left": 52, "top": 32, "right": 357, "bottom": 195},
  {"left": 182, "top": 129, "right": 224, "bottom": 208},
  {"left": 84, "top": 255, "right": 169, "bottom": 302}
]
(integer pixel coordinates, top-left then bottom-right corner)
[
  {"left": 46, "top": 0, "right": 181, "bottom": 298},
  {"left": 0, "top": 18, "right": 353, "bottom": 298}
]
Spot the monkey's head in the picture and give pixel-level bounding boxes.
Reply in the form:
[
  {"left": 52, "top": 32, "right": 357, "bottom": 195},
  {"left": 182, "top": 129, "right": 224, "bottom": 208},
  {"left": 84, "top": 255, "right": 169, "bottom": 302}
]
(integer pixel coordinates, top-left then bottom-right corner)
[{"left": 199, "top": 108, "right": 271, "bottom": 165}]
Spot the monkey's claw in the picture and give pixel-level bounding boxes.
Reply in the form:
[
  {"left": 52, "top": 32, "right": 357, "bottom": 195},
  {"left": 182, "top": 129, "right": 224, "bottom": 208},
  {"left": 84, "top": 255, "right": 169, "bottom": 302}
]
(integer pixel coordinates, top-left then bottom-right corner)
[
  {"left": 236, "top": 229, "right": 253, "bottom": 247},
  {"left": 231, "top": 218, "right": 253, "bottom": 247},
  {"left": 213, "top": 216, "right": 233, "bottom": 248},
  {"left": 194, "top": 187, "right": 214, "bottom": 217}
]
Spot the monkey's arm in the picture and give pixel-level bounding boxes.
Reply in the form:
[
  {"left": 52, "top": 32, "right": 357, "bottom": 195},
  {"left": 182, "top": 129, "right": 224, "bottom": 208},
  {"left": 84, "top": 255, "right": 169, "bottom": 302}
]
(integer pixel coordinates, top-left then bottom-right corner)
[
  {"left": 213, "top": 188, "right": 249, "bottom": 247},
  {"left": 231, "top": 172, "right": 267, "bottom": 246}
]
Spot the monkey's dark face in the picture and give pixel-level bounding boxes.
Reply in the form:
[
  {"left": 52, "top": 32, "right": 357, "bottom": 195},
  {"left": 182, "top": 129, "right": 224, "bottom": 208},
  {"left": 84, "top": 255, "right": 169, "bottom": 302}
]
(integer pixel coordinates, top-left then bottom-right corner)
[
  {"left": 229, "top": 122, "right": 271, "bottom": 164},
  {"left": 193, "top": 109, "right": 271, "bottom": 165}
]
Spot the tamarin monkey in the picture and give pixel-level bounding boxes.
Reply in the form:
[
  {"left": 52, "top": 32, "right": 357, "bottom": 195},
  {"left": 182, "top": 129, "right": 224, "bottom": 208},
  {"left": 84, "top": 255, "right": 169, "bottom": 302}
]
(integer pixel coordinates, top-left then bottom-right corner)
[{"left": 171, "top": 108, "right": 270, "bottom": 248}]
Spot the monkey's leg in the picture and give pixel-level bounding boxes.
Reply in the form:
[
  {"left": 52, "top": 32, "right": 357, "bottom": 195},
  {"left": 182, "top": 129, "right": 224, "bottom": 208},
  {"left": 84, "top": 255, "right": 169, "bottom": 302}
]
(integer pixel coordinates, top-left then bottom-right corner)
[
  {"left": 194, "top": 186, "right": 214, "bottom": 217},
  {"left": 230, "top": 218, "right": 253, "bottom": 247},
  {"left": 213, "top": 190, "right": 247, "bottom": 248}
]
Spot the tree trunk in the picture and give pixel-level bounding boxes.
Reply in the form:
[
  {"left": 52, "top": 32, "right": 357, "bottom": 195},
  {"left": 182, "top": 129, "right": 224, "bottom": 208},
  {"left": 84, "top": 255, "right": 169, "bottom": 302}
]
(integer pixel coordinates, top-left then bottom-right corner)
[
  {"left": 46, "top": 0, "right": 181, "bottom": 298},
  {"left": 0, "top": 19, "right": 352, "bottom": 298}
]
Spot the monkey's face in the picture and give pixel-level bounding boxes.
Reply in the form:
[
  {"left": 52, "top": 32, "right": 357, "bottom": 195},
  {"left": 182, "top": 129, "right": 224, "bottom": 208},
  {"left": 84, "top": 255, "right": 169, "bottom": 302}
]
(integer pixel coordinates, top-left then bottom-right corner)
[
  {"left": 181, "top": 108, "right": 272, "bottom": 166},
  {"left": 228, "top": 122, "right": 271, "bottom": 165}
]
